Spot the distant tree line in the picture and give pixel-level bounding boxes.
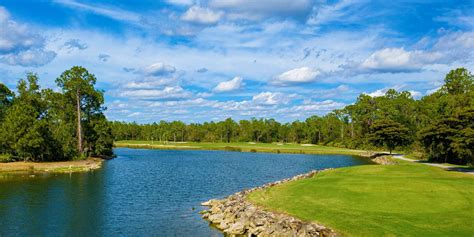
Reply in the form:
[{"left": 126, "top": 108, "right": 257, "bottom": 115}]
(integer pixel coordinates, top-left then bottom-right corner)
[
  {"left": 111, "top": 68, "right": 473, "bottom": 165},
  {"left": 0, "top": 66, "right": 114, "bottom": 162}
]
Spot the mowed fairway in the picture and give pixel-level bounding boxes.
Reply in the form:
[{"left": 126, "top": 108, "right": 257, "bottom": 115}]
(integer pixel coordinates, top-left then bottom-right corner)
[
  {"left": 247, "top": 162, "right": 474, "bottom": 236},
  {"left": 114, "top": 141, "right": 367, "bottom": 156}
]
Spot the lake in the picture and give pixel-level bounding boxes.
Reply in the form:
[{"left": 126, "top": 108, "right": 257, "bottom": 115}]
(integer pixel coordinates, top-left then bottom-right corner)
[{"left": 0, "top": 148, "right": 371, "bottom": 236}]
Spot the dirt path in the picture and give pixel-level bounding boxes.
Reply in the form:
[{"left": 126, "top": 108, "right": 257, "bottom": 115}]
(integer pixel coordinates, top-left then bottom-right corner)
[{"left": 392, "top": 154, "right": 474, "bottom": 175}]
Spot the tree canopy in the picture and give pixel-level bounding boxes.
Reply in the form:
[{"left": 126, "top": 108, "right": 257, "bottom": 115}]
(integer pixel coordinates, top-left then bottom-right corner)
[{"left": 0, "top": 68, "right": 113, "bottom": 162}]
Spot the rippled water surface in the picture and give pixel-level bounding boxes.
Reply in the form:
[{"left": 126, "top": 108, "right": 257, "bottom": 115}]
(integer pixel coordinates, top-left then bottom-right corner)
[{"left": 0, "top": 148, "right": 371, "bottom": 236}]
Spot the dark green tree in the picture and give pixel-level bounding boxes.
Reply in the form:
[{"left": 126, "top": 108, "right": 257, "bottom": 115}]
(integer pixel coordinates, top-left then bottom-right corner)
[
  {"left": 0, "top": 83, "right": 14, "bottom": 122},
  {"left": 2, "top": 74, "right": 61, "bottom": 161},
  {"left": 368, "top": 119, "right": 411, "bottom": 154}
]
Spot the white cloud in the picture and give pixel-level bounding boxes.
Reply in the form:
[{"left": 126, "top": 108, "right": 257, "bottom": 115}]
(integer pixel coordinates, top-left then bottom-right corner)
[
  {"left": 365, "top": 88, "right": 388, "bottom": 97},
  {"left": 1, "top": 49, "right": 56, "bottom": 67},
  {"left": 360, "top": 48, "right": 443, "bottom": 73},
  {"left": 274, "top": 67, "right": 320, "bottom": 85},
  {"left": 166, "top": 0, "right": 195, "bottom": 6},
  {"left": 408, "top": 90, "right": 422, "bottom": 98},
  {"left": 0, "top": 7, "right": 56, "bottom": 67},
  {"left": 124, "top": 79, "right": 174, "bottom": 89},
  {"left": 292, "top": 100, "right": 345, "bottom": 112},
  {"left": 120, "top": 86, "right": 192, "bottom": 100},
  {"left": 426, "top": 86, "right": 442, "bottom": 95},
  {"left": 181, "top": 5, "right": 223, "bottom": 25},
  {"left": 53, "top": 0, "right": 141, "bottom": 25},
  {"left": 307, "top": 0, "right": 360, "bottom": 25},
  {"left": 144, "top": 62, "right": 176, "bottom": 76},
  {"left": 252, "top": 92, "right": 289, "bottom": 105},
  {"left": 213, "top": 76, "right": 243, "bottom": 92}
]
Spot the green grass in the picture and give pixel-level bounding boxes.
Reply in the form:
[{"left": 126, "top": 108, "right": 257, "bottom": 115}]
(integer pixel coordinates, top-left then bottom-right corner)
[
  {"left": 247, "top": 162, "right": 474, "bottom": 236},
  {"left": 114, "top": 140, "right": 367, "bottom": 156}
]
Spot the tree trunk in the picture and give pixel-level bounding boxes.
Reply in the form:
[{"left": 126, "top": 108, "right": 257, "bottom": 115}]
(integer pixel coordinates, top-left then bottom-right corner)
[
  {"left": 341, "top": 125, "right": 344, "bottom": 140},
  {"left": 76, "top": 90, "right": 83, "bottom": 153},
  {"left": 351, "top": 123, "right": 354, "bottom": 138}
]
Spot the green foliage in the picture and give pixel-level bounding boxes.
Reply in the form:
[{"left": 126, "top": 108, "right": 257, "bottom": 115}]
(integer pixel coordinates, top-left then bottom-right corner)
[
  {"left": 0, "top": 83, "right": 14, "bottom": 122},
  {"left": 368, "top": 119, "right": 411, "bottom": 154},
  {"left": 419, "top": 107, "right": 474, "bottom": 165},
  {"left": 0, "top": 67, "right": 113, "bottom": 162}
]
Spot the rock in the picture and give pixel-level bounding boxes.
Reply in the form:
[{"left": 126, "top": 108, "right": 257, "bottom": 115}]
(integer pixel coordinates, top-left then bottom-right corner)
[
  {"left": 201, "top": 169, "right": 337, "bottom": 237},
  {"left": 217, "top": 220, "right": 230, "bottom": 230},
  {"left": 208, "top": 213, "right": 224, "bottom": 223},
  {"left": 226, "top": 222, "right": 245, "bottom": 235},
  {"left": 372, "top": 156, "right": 398, "bottom": 165},
  {"left": 201, "top": 199, "right": 218, "bottom": 206}
]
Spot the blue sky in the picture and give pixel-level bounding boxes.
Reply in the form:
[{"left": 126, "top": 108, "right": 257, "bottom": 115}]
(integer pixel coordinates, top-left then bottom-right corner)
[{"left": 0, "top": 0, "right": 473, "bottom": 123}]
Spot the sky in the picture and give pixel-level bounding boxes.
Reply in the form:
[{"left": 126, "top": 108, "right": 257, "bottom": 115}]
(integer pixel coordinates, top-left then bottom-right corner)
[{"left": 0, "top": 0, "right": 473, "bottom": 123}]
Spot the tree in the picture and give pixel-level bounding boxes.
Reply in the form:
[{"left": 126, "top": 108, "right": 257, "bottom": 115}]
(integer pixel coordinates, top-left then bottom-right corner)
[
  {"left": 0, "top": 83, "right": 14, "bottom": 121},
  {"left": 2, "top": 74, "right": 61, "bottom": 161},
  {"left": 56, "top": 66, "right": 104, "bottom": 156},
  {"left": 368, "top": 119, "right": 411, "bottom": 154},
  {"left": 419, "top": 107, "right": 473, "bottom": 165},
  {"left": 443, "top": 68, "right": 473, "bottom": 95}
]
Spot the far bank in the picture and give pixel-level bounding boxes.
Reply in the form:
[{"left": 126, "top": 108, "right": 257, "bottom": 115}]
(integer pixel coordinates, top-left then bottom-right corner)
[{"left": 114, "top": 140, "right": 369, "bottom": 156}]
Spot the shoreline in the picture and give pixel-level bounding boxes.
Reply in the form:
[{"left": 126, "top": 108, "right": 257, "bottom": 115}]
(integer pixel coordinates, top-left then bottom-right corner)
[
  {"left": 0, "top": 157, "right": 104, "bottom": 174},
  {"left": 200, "top": 169, "right": 338, "bottom": 236},
  {"left": 114, "top": 142, "right": 369, "bottom": 156}
]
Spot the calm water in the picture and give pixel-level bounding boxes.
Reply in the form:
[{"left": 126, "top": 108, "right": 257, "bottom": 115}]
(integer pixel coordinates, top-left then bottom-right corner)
[{"left": 0, "top": 148, "right": 370, "bottom": 236}]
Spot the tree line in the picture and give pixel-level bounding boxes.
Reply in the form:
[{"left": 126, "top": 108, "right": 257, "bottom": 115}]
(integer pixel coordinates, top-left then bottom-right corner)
[
  {"left": 0, "top": 66, "right": 114, "bottom": 162},
  {"left": 111, "top": 68, "right": 473, "bottom": 165}
]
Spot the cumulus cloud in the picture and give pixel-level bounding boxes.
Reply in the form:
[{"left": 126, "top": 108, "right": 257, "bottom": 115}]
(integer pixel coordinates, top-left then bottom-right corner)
[
  {"left": 181, "top": 5, "right": 223, "bottom": 25},
  {"left": 360, "top": 48, "right": 443, "bottom": 73},
  {"left": 144, "top": 62, "right": 176, "bottom": 76},
  {"left": 252, "top": 92, "right": 290, "bottom": 105},
  {"left": 1, "top": 49, "right": 56, "bottom": 67},
  {"left": 0, "top": 6, "right": 56, "bottom": 67},
  {"left": 365, "top": 88, "right": 387, "bottom": 97},
  {"left": 213, "top": 76, "right": 243, "bottom": 92},
  {"left": 63, "top": 39, "right": 88, "bottom": 50},
  {"left": 273, "top": 67, "right": 320, "bottom": 85}
]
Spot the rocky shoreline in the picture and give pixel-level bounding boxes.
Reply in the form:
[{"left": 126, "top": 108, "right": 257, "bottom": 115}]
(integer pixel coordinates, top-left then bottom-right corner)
[{"left": 200, "top": 170, "right": 338, "bottom": 236}]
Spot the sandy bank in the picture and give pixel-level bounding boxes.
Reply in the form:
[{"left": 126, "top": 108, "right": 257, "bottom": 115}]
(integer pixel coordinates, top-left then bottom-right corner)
[{"left": 0, "top": 157, "right": 104, "bottom": 174}]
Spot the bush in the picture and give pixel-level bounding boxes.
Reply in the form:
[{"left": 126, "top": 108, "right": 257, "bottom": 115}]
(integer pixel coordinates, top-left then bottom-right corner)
[{"left": 0, "top": 154, "right": 13, "bottom": 163}]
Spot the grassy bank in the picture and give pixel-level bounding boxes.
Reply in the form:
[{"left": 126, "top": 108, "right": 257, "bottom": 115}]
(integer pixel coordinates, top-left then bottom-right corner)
[
  {"left": 0, "top": 158, "right": 103, "bottom": 174},
  {"left": 247, "top": 162, "right": 474, "bottom": 236},
  {"left": 114, "top": 141, "right": 368, "bottom": 156}
]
